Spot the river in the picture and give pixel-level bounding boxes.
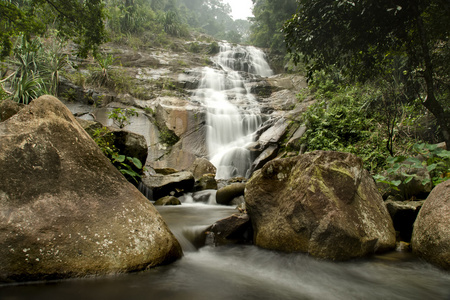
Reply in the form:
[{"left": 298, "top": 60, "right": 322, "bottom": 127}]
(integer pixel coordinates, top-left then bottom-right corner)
[{"left": 1, "top": 201, "right": 450, "bottom": 300}]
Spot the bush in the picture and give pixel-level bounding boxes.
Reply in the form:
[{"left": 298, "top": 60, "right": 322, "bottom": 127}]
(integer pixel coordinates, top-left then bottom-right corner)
[{"left": 92, "top": 127, "right": 144, "bottom": 184}]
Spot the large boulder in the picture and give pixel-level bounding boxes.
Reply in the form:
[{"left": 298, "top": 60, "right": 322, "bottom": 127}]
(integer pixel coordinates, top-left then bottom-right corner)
[
  {"left": 0, "top": 95, "right": 182, "bottom": 283},
  {"left": 411, "top": 180, "right": 450, "bottom": 270},
  {"left": 245, "top": 151, "right": 396, "bottom": 260}
]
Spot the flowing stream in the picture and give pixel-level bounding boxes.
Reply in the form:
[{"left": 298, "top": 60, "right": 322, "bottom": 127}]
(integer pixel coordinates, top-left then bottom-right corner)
[
  {"left": 194, "top": 43, "right": 273, "bottom": 179},
  {"left": 2, "top": 202, "right": 450, "bottom": 300}
]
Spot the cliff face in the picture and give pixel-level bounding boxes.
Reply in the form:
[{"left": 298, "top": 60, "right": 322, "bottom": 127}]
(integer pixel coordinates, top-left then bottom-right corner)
[{"left": 58, "top": 39, "right": 311, "bottom": 175}]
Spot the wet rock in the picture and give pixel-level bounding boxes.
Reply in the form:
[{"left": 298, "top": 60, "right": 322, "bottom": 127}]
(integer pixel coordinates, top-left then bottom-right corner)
[
  {"left": 0, "top": 100, "right": 23, "bottom": 122},
  {"left": 206, "top": 214, "right": 253, "bottom": 246},
  {"left": 195, "top": 174, "right": 218, "bottom": 191},
  {"left": 154, "top": 196, "right": 181, "bottom": 206},
  {"left": 192, "top": 190, "right": 216, "bottom": 204},
  {"left": 257, "top": 117, "right": 289, "bottom": 148},
  {"left": 0, "top": 95, "right": 182, "bottom": 283},
  {"left": 245, "top": 151, "right": 396, "bottom": 260},
  {"left": 111, "top": 130, "right": 148, "bottom": 165},
  {"left": 385, "top": 200, "right": 425, "bottom": 242},
  {"left": 286, "top": 126, "right": 307, "bottom": 150},
  {"left": 248, "top": 144, "right": 279, "bottom": 176},
  {"left": 189, "top": 157, "right": 217, "bottom": 180},
  {"left": 154, "top": 168, "right": 179, "bottom": 175},
  {"left": 216, "top": 183, "right": 246, "bottom": 205},
  {"left": 411, "top": 180, "right": 450, "bottom": 270},
  {"left": 142, "top": 171, "right": 195, "bottom": 200}
]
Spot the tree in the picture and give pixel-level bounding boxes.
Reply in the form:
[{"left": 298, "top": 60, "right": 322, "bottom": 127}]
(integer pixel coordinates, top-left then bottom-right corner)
[
  {"left": 283, "top": 0, "right": 450, "bottom": 147},
  {"left": 1, "top": 0, "right": 107, "bottom": 59},
  {"left": 249, "top": 0, "right": 297, "bottom": 54}
]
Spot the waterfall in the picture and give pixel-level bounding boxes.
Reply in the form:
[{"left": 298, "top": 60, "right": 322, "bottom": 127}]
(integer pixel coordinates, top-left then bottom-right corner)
[{"left": 195, "top": 42, "right": 273, "bottom": 179}]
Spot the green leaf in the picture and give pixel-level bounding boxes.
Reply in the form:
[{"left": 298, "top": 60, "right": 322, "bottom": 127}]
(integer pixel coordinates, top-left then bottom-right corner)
[
  {"left": 421, "top": 177, "right": 431, "bottom": 185},
  {"left": 436, "top": 151, "right": 450, "bottom": 158},
  {"left": 128, "top": 157, "right": 142, "bottom": 169},
  {"left": 120, "top": 169, "right": 139, "bottom": 177},
  {"left": 404, "top": 176, "right": 413, "bottom": 184},
  {"left": 391, "top": 180, "right": 402, "bottom": 186},
  {"left": 115, "top": 154, "right": 125, "bottom": 162},
  {"left": 427, "top": 164, "right": 438, "bottom": 172}
]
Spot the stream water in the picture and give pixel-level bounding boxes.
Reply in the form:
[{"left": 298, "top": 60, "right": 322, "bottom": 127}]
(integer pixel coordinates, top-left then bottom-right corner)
[{"left": 1, "top": 202, "right": 450, "bottom": 300}]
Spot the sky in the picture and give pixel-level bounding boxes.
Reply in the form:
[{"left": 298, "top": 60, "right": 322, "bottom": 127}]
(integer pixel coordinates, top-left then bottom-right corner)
[{"left": 223, "top": 0, "right": 254, "bottom": 20}]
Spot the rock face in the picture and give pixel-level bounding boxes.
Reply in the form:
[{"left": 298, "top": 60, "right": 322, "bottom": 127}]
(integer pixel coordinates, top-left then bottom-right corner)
[
  {"left": 0, "top": 95, "right": 182, "bottom": 283},
  {"left": 245, "top": 151, "right": 396, "bottom": 260},
  {"left": 385, "top": 200, "right": 425, "bottom": 242},
  {"left": 111, "top": 129, "right": 148, "bottom": 165},
  {"left": 411, "top": 180, "right": 450, "bottom": 270}
]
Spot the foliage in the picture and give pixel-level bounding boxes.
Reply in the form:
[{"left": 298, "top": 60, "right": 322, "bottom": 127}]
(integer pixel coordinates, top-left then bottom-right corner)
[
  {"left": 4, "top": 35, "right": 47, "bottom": 104},
  {"left": 90, "top": 52, "right": 115, "bottom": 87},
  {"left": 108, "top": 107, "right": 138, "bottom": 129},
  {"left": 92, "top": 127, "right": 144, "bottom": 184},
  {"left": 283, "top": 0, "right": 450, "bottom": 146},
  {"left": 1, "top": 0, "right": 106, "bottom": 59},
  {"left": 374, "top": 143, "right": 450, "bottom": 190},
  {"left": 249, "top": 0, "right": 297, "bottom": 54},
  {"left": 300, "top": 79, "right": 386, "bottom": 171},
  {"left": 299, "top": 71, "right": 435, "bottom": 172},
  {"left": 0, "top": 1, "right": 45, "bottom": 60},
  {"left": 159, "top": 10, "right": 188, "bottom": 37},
  {"left": 2, "top": 32, "right": 68, "bottom": 104}
]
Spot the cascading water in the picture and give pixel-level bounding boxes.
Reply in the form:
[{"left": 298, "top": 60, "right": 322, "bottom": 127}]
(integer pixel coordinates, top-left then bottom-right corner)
[{"left": 194, "top": 42, "right": 273, "bottom": 179}]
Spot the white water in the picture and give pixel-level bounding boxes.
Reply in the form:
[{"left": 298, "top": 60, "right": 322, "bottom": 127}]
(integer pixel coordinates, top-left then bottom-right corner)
[
  {"left": 194, "top": 43, "right": 273, "bottom": 179},
  {"left": 3, "top": 203, "right": 450, "bottom": 300}
]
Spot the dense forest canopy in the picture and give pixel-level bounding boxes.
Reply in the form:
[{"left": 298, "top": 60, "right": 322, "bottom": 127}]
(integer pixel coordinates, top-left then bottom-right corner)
[
  {"left": 249, "top": 0, "right": 297, "bottom": 55},
  {"left": 0, "top": 0, "right": 250, "bottom": 60},
  {"left": 284, "top": 0, "right": 450, "bottom": 148}
]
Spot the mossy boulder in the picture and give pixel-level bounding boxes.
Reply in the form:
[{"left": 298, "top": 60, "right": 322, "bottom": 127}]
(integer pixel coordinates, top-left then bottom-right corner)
[
  {"left": 0, "top": 95, "right": 182, "bottom": 283},
  {"left": 411, "top": 180, "right": 450, "bottom": 270},
  {"left": 245, "top": 151, "right": 396, "bottom": 260},
  {"left": 216, "top": 183, "right": 246, "bottom": 205},
  {"left": 154, "top": 196, "right": 181, "bottom": 206}
]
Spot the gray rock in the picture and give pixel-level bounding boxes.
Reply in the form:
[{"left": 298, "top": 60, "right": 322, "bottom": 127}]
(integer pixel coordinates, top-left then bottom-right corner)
[
  {"left": 189, "top": 157, "right": 217, "bottom": 180},
  {"left": 216, "top": 183, "right": 246, "bottom": 205},
  {"left": 245, "top": 151, "right": 396, "bottom": 260},
  {"left": 0, "top": 95, "right": 182, "bottom": 283},
  {"left": 248, "top": 144, "right": 279, "bottom": 176},
  {"left": 411, "top": 180, "right": 450, "bottom": 270},
  {"left": 385, "top": 200, "right": 425, "bottom": 242},
  {"left": 142, "top": 171, "right": 195, "bottom": 200},
  {"left": 195, "top": 174, "right": 218, "bottom": 191},
  {"left": 154, "top": 196, "right": 181, "bottom": 206},
  {"left": 257, "top": 118, "right": 289, "bottom": 148},
  {"left": 111, "top": 129, "right": 148, "bottom": 165},
  {"left": 206, "top": 214, "right": 253, "bottom": 246}
]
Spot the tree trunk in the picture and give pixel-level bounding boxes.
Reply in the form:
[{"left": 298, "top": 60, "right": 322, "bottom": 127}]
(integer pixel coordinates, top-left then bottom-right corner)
[{"left": 414, "top": 5, "right": 450, "bottom": 148}]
